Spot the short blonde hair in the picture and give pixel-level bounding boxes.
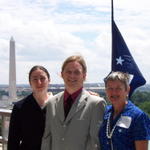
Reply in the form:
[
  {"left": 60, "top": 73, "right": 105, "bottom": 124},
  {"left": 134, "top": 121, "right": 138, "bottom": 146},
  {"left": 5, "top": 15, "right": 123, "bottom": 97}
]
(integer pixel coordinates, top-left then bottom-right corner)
[{"left": 61, "top": 55, "right": 87, "bottom": 73}]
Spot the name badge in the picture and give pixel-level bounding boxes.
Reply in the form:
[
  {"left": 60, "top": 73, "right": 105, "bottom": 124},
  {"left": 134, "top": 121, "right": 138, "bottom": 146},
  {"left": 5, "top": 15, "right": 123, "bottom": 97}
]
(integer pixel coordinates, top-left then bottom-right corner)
[{"left": 117, "top": 116, "right": 132, "bottom": 128}]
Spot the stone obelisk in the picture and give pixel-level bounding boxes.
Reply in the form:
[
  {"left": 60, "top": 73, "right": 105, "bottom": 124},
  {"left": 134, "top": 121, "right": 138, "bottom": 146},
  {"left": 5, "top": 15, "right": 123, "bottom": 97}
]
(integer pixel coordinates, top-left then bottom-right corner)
[{"left": 9, "top": 37, "right": 17, "bottom": 101}]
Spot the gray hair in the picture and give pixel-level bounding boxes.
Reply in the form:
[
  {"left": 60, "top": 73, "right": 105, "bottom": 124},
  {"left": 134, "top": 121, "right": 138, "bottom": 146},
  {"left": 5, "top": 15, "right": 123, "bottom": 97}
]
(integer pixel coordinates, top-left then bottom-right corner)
[{"left": 104, "top": 71, "right": 130, "bottom": 90}]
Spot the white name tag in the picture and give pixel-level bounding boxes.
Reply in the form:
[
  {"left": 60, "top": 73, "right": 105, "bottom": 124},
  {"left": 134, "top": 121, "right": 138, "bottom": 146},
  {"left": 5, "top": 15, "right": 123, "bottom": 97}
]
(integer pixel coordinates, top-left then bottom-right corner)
[{"left": 117, "top": 116, "right": 132, "bottom": 128}]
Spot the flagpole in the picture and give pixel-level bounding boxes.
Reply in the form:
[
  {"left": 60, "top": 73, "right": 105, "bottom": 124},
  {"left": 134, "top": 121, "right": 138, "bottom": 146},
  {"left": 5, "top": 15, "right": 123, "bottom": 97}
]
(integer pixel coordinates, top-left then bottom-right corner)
[
  {"left": 111, "top": 0, "right": 114, "bottom": 21},
  {"left": 110, "top": 0, "right": 146, "bottom": 96},
  {"left": 111, "top": 0, "right": 114, "bottom": 70}
]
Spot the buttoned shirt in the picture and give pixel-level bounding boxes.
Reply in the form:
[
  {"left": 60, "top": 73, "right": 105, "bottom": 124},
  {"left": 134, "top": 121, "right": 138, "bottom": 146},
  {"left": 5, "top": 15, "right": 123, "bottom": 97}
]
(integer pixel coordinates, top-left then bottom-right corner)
[
  {"left": 99, "top": 100, "right": 150, "bottom": 150},
  {"left": 64, "top": 87, "right": 83, "bottom": 108}
]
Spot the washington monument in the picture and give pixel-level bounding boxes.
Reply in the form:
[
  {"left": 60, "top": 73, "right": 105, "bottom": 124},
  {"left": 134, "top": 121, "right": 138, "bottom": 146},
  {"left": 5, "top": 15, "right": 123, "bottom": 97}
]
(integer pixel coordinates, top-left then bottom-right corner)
[{"left": 9, "top": 37, "right": 17, "bottom": 101}]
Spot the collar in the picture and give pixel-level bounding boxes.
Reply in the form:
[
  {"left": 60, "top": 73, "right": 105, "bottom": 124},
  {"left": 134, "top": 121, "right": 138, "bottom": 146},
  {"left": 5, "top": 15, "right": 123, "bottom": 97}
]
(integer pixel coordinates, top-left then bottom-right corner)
[
  {"left": 64, "top": 87, "right": 83, "bottom": 103},
  {"left": 107, "top": 100, "right": 134, "bottom": 118}
]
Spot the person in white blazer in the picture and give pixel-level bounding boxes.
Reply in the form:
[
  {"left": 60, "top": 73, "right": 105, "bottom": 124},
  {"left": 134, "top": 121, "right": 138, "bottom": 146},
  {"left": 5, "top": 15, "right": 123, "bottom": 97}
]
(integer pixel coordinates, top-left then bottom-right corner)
[{"left": 41, "top": 55, "right": 106, "bottom": 150}]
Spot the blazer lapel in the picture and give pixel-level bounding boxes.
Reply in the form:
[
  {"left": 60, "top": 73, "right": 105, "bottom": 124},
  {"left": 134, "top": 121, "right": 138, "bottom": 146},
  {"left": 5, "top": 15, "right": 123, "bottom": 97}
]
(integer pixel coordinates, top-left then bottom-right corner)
[
  {"left": 55, "top": 92, "right": 65, "bottom": 123},
  {"left": 65, "top": 89, "right": 89, "bottom": 123}
]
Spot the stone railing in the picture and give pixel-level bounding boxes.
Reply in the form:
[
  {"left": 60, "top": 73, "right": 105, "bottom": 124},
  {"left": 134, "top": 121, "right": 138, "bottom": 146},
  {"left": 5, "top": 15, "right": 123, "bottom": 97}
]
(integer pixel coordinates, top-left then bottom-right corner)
[
  {"left": 0, "top": 109, "right": 12, "bottom": 150},
  {"left": 0, "top": 108, "right": 149, "bottom": 150}
]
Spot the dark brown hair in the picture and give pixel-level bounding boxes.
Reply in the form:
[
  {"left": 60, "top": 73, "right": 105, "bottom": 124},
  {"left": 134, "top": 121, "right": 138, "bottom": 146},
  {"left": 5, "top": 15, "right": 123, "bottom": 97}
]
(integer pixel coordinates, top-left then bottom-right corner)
[{"left": 29, "top": 65, "right": 50, "bottom": 82}]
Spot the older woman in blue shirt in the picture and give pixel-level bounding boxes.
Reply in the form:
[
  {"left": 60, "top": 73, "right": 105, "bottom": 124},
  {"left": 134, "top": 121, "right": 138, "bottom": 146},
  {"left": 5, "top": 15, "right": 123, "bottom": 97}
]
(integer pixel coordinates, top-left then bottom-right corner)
[{"left": 99, "top": 71, "right": 150, "bottom": 150}]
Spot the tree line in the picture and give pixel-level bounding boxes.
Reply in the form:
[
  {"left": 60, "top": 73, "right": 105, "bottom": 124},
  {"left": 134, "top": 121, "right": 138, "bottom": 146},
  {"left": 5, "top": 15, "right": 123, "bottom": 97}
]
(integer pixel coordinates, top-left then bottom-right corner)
[
  {"left": 131, "top": 91, "right": 150, "bottom": 117},
  {"left": 0, "top": 90, "right": 150, "bottom": 116}
]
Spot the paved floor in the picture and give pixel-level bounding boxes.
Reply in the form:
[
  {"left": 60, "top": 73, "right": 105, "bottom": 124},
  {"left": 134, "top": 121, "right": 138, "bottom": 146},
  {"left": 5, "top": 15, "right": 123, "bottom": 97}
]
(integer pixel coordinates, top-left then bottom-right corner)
[{"left": 0, "top": 142, "right": 149, "bottom": 150}]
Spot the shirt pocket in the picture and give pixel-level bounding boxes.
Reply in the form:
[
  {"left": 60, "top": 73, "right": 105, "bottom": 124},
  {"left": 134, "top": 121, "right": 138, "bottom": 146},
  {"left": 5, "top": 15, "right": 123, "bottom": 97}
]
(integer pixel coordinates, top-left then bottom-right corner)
[{"left": 114, "top": 126, "right": 130, "bottom": 139}]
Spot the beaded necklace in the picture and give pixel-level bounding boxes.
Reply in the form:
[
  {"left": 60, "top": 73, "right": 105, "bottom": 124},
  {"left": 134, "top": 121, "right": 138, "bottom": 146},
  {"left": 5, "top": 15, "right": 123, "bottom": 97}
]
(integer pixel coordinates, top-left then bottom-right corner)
[{"left": 106, "top": 113, "right": 122, "bottom": 139}]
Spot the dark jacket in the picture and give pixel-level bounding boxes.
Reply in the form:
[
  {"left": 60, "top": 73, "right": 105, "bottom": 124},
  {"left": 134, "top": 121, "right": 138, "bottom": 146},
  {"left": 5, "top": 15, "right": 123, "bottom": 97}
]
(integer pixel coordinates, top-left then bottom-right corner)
[{"left": 7, "top": 94, "right": 46, "bottom": 150}]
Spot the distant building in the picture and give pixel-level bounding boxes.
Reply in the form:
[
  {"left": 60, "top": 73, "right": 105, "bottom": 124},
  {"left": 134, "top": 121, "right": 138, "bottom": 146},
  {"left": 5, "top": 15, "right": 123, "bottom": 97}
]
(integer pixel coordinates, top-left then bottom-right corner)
[{"left": 9, "top": 37, "right": 17, "bottom": 102}]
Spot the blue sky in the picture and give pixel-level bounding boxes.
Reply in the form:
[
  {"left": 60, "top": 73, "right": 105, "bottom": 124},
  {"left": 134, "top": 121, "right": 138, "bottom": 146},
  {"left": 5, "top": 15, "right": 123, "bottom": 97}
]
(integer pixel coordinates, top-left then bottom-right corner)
[{"left": 0, "top": 0, "right": 150, "bottom": 84}]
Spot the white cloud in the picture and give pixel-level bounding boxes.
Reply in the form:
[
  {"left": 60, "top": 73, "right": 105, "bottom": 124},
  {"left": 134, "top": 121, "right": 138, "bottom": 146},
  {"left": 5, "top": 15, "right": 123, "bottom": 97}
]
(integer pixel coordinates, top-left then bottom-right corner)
[{"left": 0, "top": 0, "right": 150, "bottom": 85}]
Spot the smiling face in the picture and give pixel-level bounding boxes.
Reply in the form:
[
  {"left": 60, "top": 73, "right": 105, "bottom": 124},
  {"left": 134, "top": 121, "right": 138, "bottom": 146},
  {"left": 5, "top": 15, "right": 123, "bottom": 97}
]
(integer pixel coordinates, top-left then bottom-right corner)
[
  {"left": 105, "top": 80, "right": 130, "bottom": 106},
  {"left": 61, "top": 61, "right": 86, "bottom": 92},
  {"left": 29, "top": 68, "right": 50, "bottom": 93}
]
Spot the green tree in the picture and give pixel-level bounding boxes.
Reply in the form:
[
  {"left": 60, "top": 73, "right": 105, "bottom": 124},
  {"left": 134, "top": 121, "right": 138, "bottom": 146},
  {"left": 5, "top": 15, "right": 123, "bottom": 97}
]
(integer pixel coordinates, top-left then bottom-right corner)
[
  {"left": 131, "top": 91, "right": 150, "bottom": 116},
  {"left": 138, "top": 101, "right": 150, "bottom": 117}
]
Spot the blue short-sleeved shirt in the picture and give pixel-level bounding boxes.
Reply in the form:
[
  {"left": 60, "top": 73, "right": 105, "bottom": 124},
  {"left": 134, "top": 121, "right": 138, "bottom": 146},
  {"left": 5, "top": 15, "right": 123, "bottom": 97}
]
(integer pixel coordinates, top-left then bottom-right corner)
[{"left": 99, "top": 100, "right": 150, "bottom": 150}]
